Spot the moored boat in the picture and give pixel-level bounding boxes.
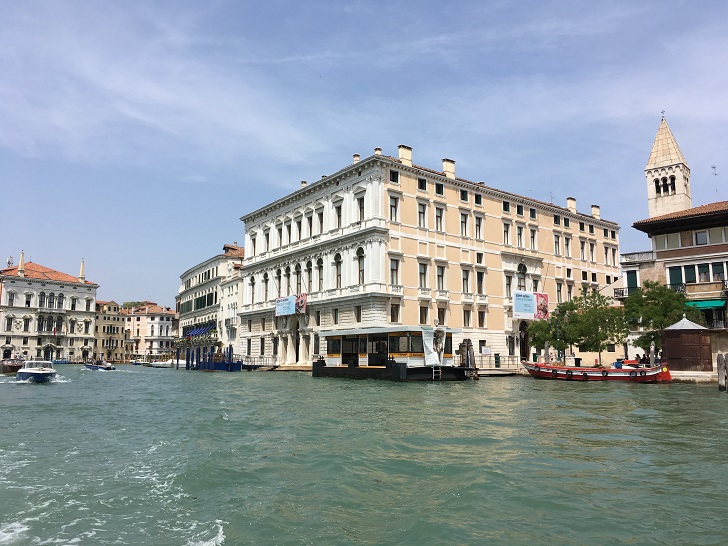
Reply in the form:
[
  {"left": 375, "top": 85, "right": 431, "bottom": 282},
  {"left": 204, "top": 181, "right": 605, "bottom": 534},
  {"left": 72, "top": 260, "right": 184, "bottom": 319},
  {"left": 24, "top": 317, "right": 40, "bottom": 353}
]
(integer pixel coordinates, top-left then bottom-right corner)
[
  {"left": 522, "top": 361, "right": 672, "bottom": 383},
  {"left": 16, "top": 360, "right": 58, "bottom": 383},
  {"left": 0, "top": 358, "right": 24, "bottom": 375}
]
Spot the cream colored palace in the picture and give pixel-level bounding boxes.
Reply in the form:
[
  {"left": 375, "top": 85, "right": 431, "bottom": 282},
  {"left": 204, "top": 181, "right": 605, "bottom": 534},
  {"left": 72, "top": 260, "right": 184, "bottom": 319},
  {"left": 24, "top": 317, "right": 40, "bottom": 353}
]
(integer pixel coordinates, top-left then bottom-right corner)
[{"left": 239, "top": 146, "right": 621, "bottom": 365}]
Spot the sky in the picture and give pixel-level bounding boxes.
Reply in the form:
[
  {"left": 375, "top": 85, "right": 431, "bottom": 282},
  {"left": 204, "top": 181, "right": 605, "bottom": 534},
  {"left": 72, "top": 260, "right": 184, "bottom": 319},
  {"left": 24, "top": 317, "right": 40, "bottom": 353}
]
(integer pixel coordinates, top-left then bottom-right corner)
[{"left": 2, "top": 1, "right": 727, "bottom": 307}]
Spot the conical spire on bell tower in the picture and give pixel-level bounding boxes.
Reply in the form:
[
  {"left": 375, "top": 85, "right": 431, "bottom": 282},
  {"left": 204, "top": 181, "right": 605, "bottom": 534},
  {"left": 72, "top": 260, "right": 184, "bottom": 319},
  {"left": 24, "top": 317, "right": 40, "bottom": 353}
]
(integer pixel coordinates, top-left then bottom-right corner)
[{"left": 645, "top": 114, "right": 692, "bottom": 218}]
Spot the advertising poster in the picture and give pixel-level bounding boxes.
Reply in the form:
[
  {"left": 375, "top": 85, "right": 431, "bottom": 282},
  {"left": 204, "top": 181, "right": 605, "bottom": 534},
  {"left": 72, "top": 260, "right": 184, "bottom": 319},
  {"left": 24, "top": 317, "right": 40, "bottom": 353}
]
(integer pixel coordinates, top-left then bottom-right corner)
[
  {"left": 275, "top": 294, "right": 308, "bottom": 317},
  {"left": 513, "top": 291, "right": 549, "bottom": 320}
]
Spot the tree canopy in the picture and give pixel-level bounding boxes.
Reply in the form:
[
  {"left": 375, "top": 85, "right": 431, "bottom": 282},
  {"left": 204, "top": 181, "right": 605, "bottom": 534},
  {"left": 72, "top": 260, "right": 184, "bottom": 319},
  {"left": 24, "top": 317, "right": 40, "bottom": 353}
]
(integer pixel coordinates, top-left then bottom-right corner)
[{"left": 622, "top": 280, "right": 705, "bottom": 352}]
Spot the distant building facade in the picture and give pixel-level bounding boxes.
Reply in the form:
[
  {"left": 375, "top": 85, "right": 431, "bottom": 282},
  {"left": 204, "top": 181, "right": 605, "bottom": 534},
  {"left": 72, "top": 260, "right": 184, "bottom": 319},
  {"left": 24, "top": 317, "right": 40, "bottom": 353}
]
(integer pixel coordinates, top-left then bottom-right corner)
[
  {"left": 239, "top": 145, "right": 621, "bottom": 365},
  {"left": 617, "top": 117, "right": 728, "bottom": 353},
  {"left": 175, "top": 243, "right": 245, "bottom": 360},
  {"left": 0, "top": 251, "right": 97, "bottom": 361},
  {"left": 94, "top": 300, "right": 126, "bottom": 362},
  {"left": 121, "top": 302, "right": 176, "bottom": 361}
]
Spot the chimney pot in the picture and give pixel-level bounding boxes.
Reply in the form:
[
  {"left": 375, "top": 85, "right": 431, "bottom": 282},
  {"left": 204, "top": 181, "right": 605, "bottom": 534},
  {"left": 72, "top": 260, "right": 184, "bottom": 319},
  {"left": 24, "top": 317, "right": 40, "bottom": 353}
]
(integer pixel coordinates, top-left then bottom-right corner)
[
  {"left": 374, "top": 147, "right": 382, "bottom": 156},
  {"left": 442, "top": 158, "right": 456, "bottom": 179},
  {"left": 566, "top": 196, "right": 577, "bottom": 213},
  {"left": 301, "top": 180, "right": 307, "bottom": 188},
  {"left": 353, "top": 154, "right": 360, "bottom": 163},
  {"left": 398, "top": 144, "right": 412, "bottom": 167},
  {"left": 591, "top": 204, "right": 601, "bottom": 219}
]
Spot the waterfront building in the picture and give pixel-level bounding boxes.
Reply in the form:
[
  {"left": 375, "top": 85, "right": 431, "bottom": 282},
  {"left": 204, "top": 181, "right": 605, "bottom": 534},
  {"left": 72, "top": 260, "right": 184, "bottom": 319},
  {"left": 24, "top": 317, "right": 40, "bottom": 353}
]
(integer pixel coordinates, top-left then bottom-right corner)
[
  {"left": 121, "top": 301, "right": 175, "bottom": 362},
  {"left": 0, "top": 251, "right": 97, "bottom": 361},
  {"left": 239, "top": 146, "right": 621, "bottom": 365},
  {"left": 93, "top": 300, "right": 126, "bottom": 362},
  {"left": 175, "top": 243, "right": 245, "bottom": 360},
  {"left": 617, "top": 116, "right": 728, "bottom": 354}
]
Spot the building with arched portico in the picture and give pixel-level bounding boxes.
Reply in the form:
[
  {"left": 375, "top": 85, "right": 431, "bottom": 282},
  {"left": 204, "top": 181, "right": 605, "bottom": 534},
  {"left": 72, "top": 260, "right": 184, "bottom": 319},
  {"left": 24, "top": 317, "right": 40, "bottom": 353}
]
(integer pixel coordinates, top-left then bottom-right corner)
[{"left": 238, "top": 146, "right": 621, "bottom": 366}]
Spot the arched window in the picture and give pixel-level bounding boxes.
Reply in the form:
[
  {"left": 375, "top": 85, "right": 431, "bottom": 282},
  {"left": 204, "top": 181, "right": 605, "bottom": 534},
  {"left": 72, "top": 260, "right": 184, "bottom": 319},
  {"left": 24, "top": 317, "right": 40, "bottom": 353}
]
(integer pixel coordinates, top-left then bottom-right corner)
[
  {"left": 317, "top": 259, "right": 324, "bottom": 291},
  {"left": 662, "top": 177, "right": 669, "bottom": 194},
  {"left": 654, "top": 178, "right": 661, "bottom": 195},
  {"left": 669, "top": 175, "right": 676, "bottom": 193},
  {"left": 334, "top": 254, "right": 342, "bottom": 289},
  {"left": 56, "top": 316, "right": 63, "bottom": 332},
  {"left": 39, "top": 292, "right": 46, "bottom": 308},
  {"left": 295, "top": 264, "right": 302, "bottom": 294},
  {"left": 276, "top": 269, "right": 282, "bottom": 297},
  {"left": 356, "top": 248, "right": 365, "bottom": 285},
  {"left": 57, "top": 293, "right": 64, "bottom": 308},
  {"left": 285, "top": 266, "right": 291, "bottom": 295},
  {"left": 250, "top": 277, "right": 256, "bottom": 304},
  {"left": 263, "top": 273, "right": 269, "bottom": 301},
  {"left": 48, "top": 293, "right": 55, "bottom": 308},
  {"left": 517, "top": 263, "right": 527, "bottom": 291},
  {"left": 37, "top": 316, "right": 44, "bottom": 332},
  {"left": 306, "top": 261, "right": 313, "bottom": 293}
]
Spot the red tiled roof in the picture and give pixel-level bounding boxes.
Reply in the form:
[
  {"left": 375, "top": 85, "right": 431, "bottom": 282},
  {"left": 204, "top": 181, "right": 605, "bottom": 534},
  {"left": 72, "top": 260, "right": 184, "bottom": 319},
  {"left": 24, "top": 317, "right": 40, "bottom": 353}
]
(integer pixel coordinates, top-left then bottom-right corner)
[
  {"left": 634, "top": 201, "right": 728, "bottom": 226},
  {"left": 223, "top": 243, "right": 245, "bottom": 258},
  {"left": 0, "top": 261, "right": 97, "bottom": 285},
  {"left": 120, "top": 302, "right": 173, "bottom": 315}
]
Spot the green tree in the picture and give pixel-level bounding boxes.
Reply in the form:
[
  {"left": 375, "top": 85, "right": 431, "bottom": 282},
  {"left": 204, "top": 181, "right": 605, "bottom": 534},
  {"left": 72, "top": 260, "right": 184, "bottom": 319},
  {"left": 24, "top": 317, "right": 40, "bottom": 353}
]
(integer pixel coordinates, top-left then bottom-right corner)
[
  {"left": 526, "top": 299, "right": 580, "bottom": 361},
  {"left": 574, "top": 290, "right": 628, "bottom": 364},
  {"left": 622, "top": 280, "right": 705, "bottom": 353},
  {"left": 122, "top": 301, "right": 143, "bottom": 309}
]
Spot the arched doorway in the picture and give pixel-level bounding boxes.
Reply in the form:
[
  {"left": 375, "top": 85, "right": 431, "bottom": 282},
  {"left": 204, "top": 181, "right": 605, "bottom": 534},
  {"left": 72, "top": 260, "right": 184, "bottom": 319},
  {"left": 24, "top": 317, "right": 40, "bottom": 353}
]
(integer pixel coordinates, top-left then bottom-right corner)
[
  {"left": 519, "top": 321, "right": 530, "bottom": 361},
  {"left": 43, "top": 346, "right": 53, "bottom": 361},
  {"left": 288, "top": 316, "right": 301, "bottom": 364},
  {"left": 2, "top": 348, "right": 11, "bottom": 359}
]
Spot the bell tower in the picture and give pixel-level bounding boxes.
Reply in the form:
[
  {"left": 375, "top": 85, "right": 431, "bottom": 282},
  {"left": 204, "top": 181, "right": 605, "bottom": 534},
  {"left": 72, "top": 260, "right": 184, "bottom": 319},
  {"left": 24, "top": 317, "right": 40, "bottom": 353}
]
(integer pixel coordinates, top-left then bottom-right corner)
[{"left": 645, "top": 115, "right": 691, "bottom": 218}]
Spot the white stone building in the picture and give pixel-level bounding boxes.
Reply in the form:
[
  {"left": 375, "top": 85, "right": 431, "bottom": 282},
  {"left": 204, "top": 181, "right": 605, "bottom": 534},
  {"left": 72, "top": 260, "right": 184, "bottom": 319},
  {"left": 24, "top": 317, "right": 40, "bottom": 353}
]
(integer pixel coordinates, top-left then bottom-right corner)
[{"left": 0, "top": 251, "right": 97, "bottom": 361}]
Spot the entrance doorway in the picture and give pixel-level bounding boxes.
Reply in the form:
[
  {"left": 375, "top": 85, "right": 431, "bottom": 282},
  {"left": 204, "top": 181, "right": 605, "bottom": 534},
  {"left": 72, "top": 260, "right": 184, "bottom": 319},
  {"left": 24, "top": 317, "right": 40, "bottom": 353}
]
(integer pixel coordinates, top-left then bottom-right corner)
[
  {"left": 2, "top": 348, "right": 11, "bottom": 359},
  {"left": 519, "top": 321, "right": 530, "bottom": 361}
]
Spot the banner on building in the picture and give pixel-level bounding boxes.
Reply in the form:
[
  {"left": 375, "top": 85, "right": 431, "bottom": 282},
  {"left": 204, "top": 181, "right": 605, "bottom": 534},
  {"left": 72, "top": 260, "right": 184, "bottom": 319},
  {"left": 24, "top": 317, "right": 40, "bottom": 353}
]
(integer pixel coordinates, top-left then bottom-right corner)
[
  {"left": 513, "top": 291, "right": 549, "bottom": 320},
  {"left": 275, "top": 293, "right": 307, "bottom": 316}
]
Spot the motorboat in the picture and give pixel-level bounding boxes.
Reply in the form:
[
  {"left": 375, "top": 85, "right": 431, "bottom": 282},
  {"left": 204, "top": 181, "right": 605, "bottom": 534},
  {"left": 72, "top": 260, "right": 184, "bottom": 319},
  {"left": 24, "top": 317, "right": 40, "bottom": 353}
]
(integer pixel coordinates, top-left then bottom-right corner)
[
  {"left": 84, "top": 361, "right": 116, "bottom": 371},
  {"left": 522, "top": 361, "right": 672, "bottom": 383},
  {"left": 0, "top": 358, "right": 24, "bottom": 375},
  {"left": 16, "top": 360, "right": 58, "bottom": 383}
]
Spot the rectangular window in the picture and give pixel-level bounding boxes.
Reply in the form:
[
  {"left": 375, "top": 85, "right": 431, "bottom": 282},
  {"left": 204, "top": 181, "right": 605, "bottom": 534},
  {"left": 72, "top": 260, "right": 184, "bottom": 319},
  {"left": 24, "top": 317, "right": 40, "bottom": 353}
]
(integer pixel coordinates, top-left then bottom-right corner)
[
  {"left": 604, "top": 228, "right": 609, "bottom": 237},
  {"left": 532, "top": 279, "right": 539, "bottom": 292},
  {"left": 437, "top": 266, "right": 445, "bottom": 290},
  {"left": 530, "top": 229, "right": 536, "bottom": 249},
  {"left": 462, "top": 270, "right": 470, "bottom": 294},
  {"left": 475, "top": 194, "right": 482, "bottom": 205},
  {"left": 358, "top": 197, "right": 365, "bottom": 222},
  {"left": 566, "top": 268, "right": 572, "bottom": 279},
  {"left": 517, "top": 226, "right": 523, "bottom": 247},
  {"left": 335, "top": 205, "right": 342, "bottom": 228},
  {"left": 592, "top": 272, "right": 597, "bottom": 283},
  {"left": 475, "top": 217, "right": 482, "bottom": 239},
  {"left": 580, "top": 241, "right": 586, "bottom": 260},
  {"left": 503, "top": 201, "right": 510, "bottom": 213},
  {"left": 246, "top": 339, "right": 251, "bottom": 356},
  {"left": 419, "top": 305, "right": 428, "bottom": 325},
  {"left": 530, "top": 208, "right": 536, "bottom": 219},
  {"left": 460, "top": 213, "right": 468, "bottom": 237},
  {"left": 389, "top": 197, "right": 399, "bottom": 222},
  {"left": 435, "top": 182, "right": 444, "bottom": 195},
  {"left": 582, "top": 271, "right": 588, "bottom": 281},
  {"left": 564, "top": 237, "right": 571, "bottom": 257},
  {"left": 333, "top": 308, "right": 339, "bottom": 324},
  {"left": 460, "top": 189, "right": 468, "bottom": 201},
  {"left": 437, "top": 307, "right": 446, "bottom": 324},
  {"left": 589, "top": 243, "right": 595, "bottom": 262},
  {"left": 554, "top": 214, "right": 561, "bottom": 225},
  {"left": 318, "top": 211, "right": 324, "bottom": 233},
  {"left": 390, "top": 259, "right": 400, "bottom": 285},
  {"left": 463, "top": 308, "right": 471, "bottom": 327},
  {"left": 557, "top": 282, "right": 563, "bottom": 303},
  {"left": 418, "top": 203, "right": 426, "bottom": 228},
  {"left": 478, "top": 310, "right": 485, "bottom": 328},
  {"left": 390, "top": 170, "right": 399, "bottom": 183},
  {"left": 260, "top": 337, "right": 265, "bottom": 356},
  {"left": 390, "top": 304, "right": 400, "bottom": 323},
  {"left": 695, "top": 231, "right": 708, "bottom": 245},
  {"left": 554, "top": 234, "right": 561, "bottom": 256},
  {"left": 564, "top": 217, "right": 570, "bottom": 228},
  {"left": 713, "top": 263, "right": 725, "bottom": 281},
  {"left": 435, "top": 207, "right": 444, "bottom": 231},
  {"left": 517, "top": 204, "right": 524, "bottom": 216},
  {"left": 505, "top": 275, "right": 512, "bottom": 298},
  {"left": 418, "top": 177, "right": 427, "bottom": 191},
  {"left": 419, "top": 263, "right": 428, "bottom": 288},
  {"left": 579, "top": 221, "right": 585, "bottom": 232},
  {"left": 567, "top": 284, "right": 573, "bottom": 300},
  {"left": 503, "top": 223, "right": 510, "bottom": 245},
  {"left": 355, "top": 305, "right": 362, "bottom": 322},
  {"left": 589, "top": 224, "right": 594, "bottom": 235},
  {"left": 477, "top": 271, "right": 485, "bottom": 294}
]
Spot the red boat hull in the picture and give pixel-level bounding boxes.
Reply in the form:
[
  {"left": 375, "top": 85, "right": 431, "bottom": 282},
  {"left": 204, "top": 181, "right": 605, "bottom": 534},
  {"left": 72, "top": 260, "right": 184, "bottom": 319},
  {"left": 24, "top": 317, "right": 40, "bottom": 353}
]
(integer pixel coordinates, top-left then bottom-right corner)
[{"left": 522, "top": 362, "right": 672, "bottom": 383}]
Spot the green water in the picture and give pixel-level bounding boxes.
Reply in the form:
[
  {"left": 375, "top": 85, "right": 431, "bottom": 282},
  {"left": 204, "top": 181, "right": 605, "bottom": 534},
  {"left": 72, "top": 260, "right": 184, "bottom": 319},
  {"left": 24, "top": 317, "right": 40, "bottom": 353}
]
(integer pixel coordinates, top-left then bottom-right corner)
[{"left": 1, "top": 366, "right": 726, "bottom": 545}]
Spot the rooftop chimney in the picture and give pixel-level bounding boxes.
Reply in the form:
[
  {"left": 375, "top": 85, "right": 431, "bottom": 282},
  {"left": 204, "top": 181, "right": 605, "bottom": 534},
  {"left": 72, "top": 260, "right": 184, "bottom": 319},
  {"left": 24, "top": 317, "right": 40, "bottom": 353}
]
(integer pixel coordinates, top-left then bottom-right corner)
[
  {"left": 442, "top": 158, "right": 456, "bottom": 179},
  {"left": 591, "top": 204, "right": 601, "bottom": 219},
  {"left": 398, "top": 145, "right": 412, "bottom": 167},
  {"left": 301, "top": 180, "right": 307, "bottom": 188},
  {"left": 566, "top": 197, "right": 577, "bottom": 213},
  {"left": 353, "top": 153, "right": 360, "bottom": 163},
  {"left": 374, "top": 147, "right": 382, "bottom": 156}
]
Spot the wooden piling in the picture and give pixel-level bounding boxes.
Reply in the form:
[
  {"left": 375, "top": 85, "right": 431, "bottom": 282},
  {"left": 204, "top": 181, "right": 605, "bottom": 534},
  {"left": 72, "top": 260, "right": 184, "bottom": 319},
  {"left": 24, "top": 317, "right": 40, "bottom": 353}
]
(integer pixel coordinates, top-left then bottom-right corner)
[{"left": 718, "top": 354, "right": 726, "bottom": 392}]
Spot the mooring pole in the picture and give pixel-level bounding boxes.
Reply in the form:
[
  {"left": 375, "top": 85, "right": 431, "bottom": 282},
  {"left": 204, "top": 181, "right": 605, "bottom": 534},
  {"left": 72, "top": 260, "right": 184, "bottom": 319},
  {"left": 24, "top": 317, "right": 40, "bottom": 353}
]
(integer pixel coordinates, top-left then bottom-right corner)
[{"left": 718, "top": 353, "right": 726, "bottom": 392}]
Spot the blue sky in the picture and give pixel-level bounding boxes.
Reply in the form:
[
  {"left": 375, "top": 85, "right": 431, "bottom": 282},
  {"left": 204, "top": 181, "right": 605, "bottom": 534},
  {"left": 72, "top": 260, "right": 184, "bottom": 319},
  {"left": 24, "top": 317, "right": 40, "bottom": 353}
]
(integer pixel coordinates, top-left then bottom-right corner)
[{"left": 2, "top": 1, "right": 727, "bottom": 306}]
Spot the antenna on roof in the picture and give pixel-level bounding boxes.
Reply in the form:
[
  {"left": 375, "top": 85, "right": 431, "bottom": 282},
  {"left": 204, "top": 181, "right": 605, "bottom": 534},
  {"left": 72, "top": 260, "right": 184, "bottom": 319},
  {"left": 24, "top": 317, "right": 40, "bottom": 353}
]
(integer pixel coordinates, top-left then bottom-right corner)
[
  {"left": 661, "top": 110, "right": 665, "bottom": 120},
  {"left": 712, "top": 165, "right": 719, "bottom": 198}
]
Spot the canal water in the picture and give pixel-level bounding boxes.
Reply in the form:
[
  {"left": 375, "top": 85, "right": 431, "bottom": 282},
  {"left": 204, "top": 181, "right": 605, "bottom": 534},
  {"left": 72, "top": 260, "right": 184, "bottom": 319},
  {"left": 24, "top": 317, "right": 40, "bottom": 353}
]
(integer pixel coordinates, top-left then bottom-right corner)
[{"left": 1, "top": 366, "right": 726, "bottom": 545}]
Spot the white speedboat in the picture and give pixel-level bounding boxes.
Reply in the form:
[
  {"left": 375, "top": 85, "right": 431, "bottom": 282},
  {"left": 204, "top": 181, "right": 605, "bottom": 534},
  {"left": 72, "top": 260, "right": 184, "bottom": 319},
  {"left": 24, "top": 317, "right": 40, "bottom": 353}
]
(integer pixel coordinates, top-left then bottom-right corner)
[{"left": 16, "top": 360, "right": 58, "bottom": 383}]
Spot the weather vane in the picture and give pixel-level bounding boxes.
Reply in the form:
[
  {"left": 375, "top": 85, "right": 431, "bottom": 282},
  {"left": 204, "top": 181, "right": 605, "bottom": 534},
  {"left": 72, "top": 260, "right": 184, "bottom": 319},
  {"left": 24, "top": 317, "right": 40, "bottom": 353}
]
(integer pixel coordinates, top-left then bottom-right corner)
[{"left": 661, "top": 110, "right": 665, "bottom": 119}]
